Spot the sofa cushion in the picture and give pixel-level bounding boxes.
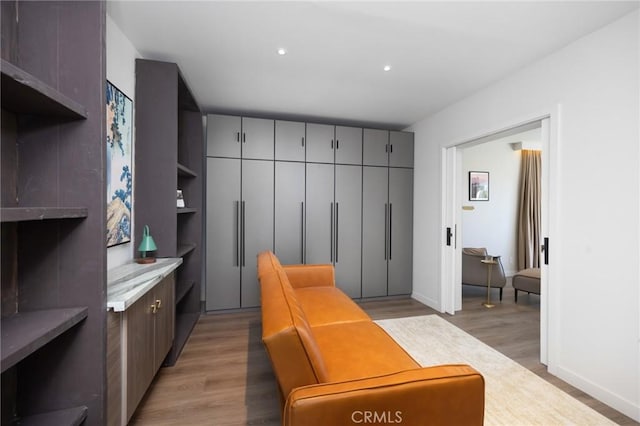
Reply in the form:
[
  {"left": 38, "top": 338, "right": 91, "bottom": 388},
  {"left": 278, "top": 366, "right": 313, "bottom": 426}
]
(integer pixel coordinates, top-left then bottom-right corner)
[
  {"left": 310, "top": 321, "right": 420, "bottom": 382},
  {"left": 294, "top": 286, "right": 371, "bottom": 327}
]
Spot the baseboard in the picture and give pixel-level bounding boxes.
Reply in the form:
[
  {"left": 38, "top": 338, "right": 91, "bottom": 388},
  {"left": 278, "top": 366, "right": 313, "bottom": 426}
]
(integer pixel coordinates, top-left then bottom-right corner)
[
  {"left": 548, "top": 364, "right": 640, "bottom": 421},
  {"left": 411, "top": 291, "right": 441, "bottom": 312}
]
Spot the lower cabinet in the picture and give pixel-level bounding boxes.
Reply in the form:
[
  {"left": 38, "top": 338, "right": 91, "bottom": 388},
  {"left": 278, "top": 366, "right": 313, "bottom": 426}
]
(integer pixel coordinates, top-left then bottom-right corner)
[{"left": 107, "top": 273, "right": 175, "bottom": 426}]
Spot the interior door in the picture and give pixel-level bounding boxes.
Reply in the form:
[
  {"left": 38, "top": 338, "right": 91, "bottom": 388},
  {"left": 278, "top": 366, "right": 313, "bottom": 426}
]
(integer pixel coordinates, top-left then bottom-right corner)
[
  {"left": 362, "top": 166, "right": 388, "bottom": 297},
  {"left": 206, "top": 157, "right": 241, "bottom": 310},
  {"left": 388, "top": 168, "right": 413, "bottom": 295},
  {"left": 305, "top": 163, "right": 334, "bottom": 264},
  {"left": 275, "top": 161, "right": 306, "bottom": 264},
  {"left": 334, "top": 165, "right": 362, "bottom": 298},
  {"left": 241, "top": 159, "right": 274, "bottom": 307}
]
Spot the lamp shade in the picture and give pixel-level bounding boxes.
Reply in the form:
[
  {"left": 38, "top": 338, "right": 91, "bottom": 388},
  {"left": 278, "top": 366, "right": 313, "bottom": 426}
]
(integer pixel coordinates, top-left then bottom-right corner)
[{"left": 138, "top": 225, "right": 157, "bottom": 253}]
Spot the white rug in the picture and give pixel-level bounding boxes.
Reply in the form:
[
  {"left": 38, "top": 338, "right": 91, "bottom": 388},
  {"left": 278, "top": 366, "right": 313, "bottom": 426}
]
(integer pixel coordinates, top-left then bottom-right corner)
[{"left": 375, "top": 315, "right": 615, "bottom": 426}]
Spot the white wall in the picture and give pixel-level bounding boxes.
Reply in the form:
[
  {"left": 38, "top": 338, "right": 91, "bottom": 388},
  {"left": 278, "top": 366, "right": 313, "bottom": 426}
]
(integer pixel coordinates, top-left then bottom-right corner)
[
  {"left": 461, "top": 142, "right": 520, "bottom": 276},
  {"left": 106, "top": 14, "right": 143, "bottom": 269},
  {"left": 409, "top": 10, "right": 639, "bottom": 421}
]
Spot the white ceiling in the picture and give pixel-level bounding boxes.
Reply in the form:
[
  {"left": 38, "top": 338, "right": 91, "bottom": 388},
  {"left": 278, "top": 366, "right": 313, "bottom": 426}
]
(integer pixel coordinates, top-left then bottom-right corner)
[{"left": 108, "top": 1, "right": 638, "bottom": 130}]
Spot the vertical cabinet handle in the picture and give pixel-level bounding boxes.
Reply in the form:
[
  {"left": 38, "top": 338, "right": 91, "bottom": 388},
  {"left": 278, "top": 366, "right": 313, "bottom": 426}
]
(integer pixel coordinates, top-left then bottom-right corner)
[
  {"left": 335, "top": 202, "right": 339, "bottom": 263},
  {"left": 385, "top": 144, "right": 388, "bottom": 153},
  {"left": 390, "top": 144, "right": 393, "bottom": 153},
  {"left": 384, "top": 204, "right": 388, "bottom": 260},
  {"left": 330, "top": 139, "right": 334, "bottom": 149},
  {"left": 301, "top": 202, "right": 305, "bottom": 264},
  {"left": 241, "top": 201, "right": 246, "bottom": 267},
  {"left": 389, "top": 203, "right": 393, "bottom": 260},
  {"left": 242, "top": 132, "right": 246, "bottom": 143},
  {"left": 235, "top": 201, "right": 240, "bottom": 267},
  {"left": 330, "top": 202, "right": 334, "bottom": 262},
  {"left": 150, "top": 304, "right": 157, "bottom": 314},
  {"left": 336, "top": 139, "right": 339, "bottom": 150},
  {"left": 155, "top": 299, "right": 162, "bottom": 309},
  {"left": 236, "top": 132, "right": 240, "bottom": 142}
]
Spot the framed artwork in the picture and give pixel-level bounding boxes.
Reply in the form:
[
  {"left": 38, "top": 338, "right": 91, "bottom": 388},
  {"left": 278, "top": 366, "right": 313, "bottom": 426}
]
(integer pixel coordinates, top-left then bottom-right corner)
[
  {"left": 106, "top": 81, "right": 133, "bottom": 247},
  {"left": 469, "top": 171, "right": 489, "bottom": 201}
]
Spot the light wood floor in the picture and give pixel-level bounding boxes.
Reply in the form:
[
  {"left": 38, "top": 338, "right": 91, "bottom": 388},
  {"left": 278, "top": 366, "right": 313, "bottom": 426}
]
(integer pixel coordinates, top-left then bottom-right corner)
[{"left": 131, "top": 284, "right": 638, "bottom": 425}]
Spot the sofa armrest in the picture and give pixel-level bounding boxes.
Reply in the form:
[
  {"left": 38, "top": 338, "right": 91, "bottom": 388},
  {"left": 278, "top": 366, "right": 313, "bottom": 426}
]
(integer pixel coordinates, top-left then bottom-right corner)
[
  {"left": 282, "top": 264, "right": 335, "bottom": 289},
  {"left": 284, "top": 365, "right": 484, "bottom": 426}
]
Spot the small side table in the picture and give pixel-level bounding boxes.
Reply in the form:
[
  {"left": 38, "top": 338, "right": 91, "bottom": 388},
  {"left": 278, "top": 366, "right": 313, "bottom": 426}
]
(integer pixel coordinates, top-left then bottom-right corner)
[{"left": 480, "top": 257, "right": 498, "bottom": 308}]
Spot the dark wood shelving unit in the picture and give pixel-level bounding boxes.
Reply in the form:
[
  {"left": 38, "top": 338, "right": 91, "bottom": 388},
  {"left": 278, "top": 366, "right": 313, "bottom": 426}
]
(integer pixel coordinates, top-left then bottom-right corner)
[
  {"left": 0, "top": 207, "right": 88, "bottom": 223},
  {"left": 176, "top": 281, "right": 195, "bottom": 305},
  {"left": 135, "top": 59, "right": 203, "bottom": 367},
  {"left": 177, "top": 162, "right": 197, "bottom": 178},
  {"left": 1, "top": 59, "right": 87, "bottom": 119},
  {"left": 14, "top": 405, "right": 88, "bottom": 426},
  {"left": 1, "top": 308, "right": 88, "bottom": 372},
  {"left": 177, "top": 207, "right": 197, "bottom": 214},
  {"left": 1, "top": 2, "right": 107, "bottom": 424}
]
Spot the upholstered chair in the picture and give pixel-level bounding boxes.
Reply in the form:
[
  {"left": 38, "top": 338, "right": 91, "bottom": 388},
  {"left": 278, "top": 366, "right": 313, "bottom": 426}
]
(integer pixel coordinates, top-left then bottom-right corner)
[{"left": 461, "top": 247, "right": 507, "bottom": 301}]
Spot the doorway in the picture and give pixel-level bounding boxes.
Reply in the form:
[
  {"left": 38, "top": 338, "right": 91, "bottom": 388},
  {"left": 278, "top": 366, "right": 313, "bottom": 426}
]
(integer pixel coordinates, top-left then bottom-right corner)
[{"left": 441, "top": 117, "right": 553, "bottom": 365}]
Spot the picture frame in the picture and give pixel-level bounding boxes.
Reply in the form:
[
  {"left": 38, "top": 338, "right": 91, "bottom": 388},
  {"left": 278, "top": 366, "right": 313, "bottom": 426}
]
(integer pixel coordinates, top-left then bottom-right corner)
[
  {"left": 106, "top": 81, "right": 133, "bottom": 247},
  {"left": 469, "top": 171, "right": 489, "bottom": 201}
]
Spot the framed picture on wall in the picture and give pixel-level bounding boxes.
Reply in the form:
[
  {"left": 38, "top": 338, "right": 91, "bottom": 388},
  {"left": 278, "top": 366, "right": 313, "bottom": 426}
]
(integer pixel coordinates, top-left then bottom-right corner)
[
  {"left": 469, "top": 171, "right": 489, "bottom": 201},
  {"left": 106, "top": 81, "right": 133, "bottom": 247}
]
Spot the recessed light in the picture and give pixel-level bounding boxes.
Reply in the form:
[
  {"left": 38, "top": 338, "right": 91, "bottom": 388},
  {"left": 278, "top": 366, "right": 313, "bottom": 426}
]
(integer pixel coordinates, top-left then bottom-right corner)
[
  {"left": 383, "top": 65, "right": 391, "bottom": 72},
  {"left": 277, "top": 48, "right": 287, "bottom": 56}
]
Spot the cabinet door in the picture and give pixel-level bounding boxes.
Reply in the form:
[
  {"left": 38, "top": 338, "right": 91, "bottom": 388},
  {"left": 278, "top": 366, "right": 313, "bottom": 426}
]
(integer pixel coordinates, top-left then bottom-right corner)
[
  {"left": 241, "top": 160, "right": 274, "bottom": 307},
  {"left": 363, "top": 128, "right": 389, "bottom": 166},
  {"left": 242, "top": 117, "right": 274, "bottom": 160},
  {"left": 388, "top": 168, "right": 413, "bottom": 295},
  {"left": 305, "top": 163, "right": 334, "bottom": 264},
  {"left": 153, "top": 274, "right": 175, "bottom": 371},
  {"left": 206, "top": 158, "right": 241, "bottom": 310},
  {"left": 335, "top": 126, "right": 362, "bottom": 165},
  {"left": 362, "top": 167, "right": 389, "bottom": 297},
  {"left": 334, "top": 165, "right": 362, "bottom": 298},
  {"left": 207, "top": 114, "right": 241, "bottom": 158},
  {"left": 306, "top": 123, "right": 334, "bottom": 164},
  {"left": 275, "top": 162, "right": 306, "bottom": 264},
  {"left": 125, "top": 290, "right": 155, "bottom": 422},
  {"left": 389, "top": 131, "right": 414, "bottom": 168},
  {"left": 275, "top": 120, "right": 305, "bottom": 162}
]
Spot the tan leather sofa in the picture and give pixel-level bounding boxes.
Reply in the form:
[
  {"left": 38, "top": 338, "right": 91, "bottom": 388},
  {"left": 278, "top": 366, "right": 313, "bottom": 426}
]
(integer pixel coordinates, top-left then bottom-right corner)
[{"left": 258, "top": 251, "right": 485, "bottom": 426}]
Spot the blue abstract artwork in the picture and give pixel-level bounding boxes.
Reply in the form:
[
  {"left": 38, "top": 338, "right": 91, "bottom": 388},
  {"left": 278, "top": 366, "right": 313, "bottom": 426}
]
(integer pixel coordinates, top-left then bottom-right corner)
[{"left": 106, "top": 81, "right": 133, "bottom": 247}]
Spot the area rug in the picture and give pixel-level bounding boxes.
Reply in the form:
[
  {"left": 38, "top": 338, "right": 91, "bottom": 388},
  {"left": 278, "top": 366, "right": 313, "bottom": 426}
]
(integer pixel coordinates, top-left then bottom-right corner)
[{"left": 375, "top": 315, "right": 615, "bottom": 426}]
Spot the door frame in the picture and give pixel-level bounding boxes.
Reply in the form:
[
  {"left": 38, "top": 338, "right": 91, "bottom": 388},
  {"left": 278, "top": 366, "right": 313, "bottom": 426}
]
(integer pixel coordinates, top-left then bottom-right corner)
[{"left": 440, "top": 105, "right": 561, "bottom": 365}]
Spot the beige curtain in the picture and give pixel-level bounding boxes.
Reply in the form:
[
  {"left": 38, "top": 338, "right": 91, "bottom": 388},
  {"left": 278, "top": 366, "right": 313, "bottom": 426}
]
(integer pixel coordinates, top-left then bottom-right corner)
[{"left": 517, "top": 150, "right": 541, "bottom": 270}]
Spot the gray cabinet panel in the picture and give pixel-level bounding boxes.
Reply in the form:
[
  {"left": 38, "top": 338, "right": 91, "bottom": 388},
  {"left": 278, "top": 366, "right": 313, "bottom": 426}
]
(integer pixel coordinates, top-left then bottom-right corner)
[
  {"left": 363, "top": 128, "right": 389, "bottom": 166},
  {"left": 388, "top": 168, "right": 413, "bottom": 295},
  {"left": 305, "top": 163, "right": 334, "bottom": 264},
  {"left": 242, "top": 117, "right": 274, "bottom": 160},
  {"left": 275, "top": 120, "right": 305, "bottom": 162},
  {"left": 362, "top": 166, "right": 389, "bottom": 297},
  {"left": 241, "top": 160, "right": 274, "bottom": 307},
  {"left": 389, "top": 131, "right": 414, "bottom": 168},
  {"left": 335, "top": 126, "right": 362, "bottom": 165},
  {"left": 306, "top": 123, "right": 334, "bottom": 164},
  {"left": 275, "top": 162, "right": 305, "bottom": 264},
  {"left": 334, "top": 165, "right": 362, "bottom": 298},
  {"left": 207, "top": 114, "right": 241, "bottom": 158},
  {"left": 206, "top": 158, "right": 241, "bottom": 310}
]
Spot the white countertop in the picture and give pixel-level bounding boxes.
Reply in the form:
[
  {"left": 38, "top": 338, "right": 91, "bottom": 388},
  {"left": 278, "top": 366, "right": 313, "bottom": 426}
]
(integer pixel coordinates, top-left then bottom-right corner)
[{"left": 107, "top": 258, "right": 183, "bottom": 312}]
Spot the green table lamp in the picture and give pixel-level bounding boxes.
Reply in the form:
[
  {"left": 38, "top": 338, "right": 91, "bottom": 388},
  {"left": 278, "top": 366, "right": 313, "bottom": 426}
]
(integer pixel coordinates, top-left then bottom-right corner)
[{"left": 137, "top": 225, "right": 158, "bottom": 264}]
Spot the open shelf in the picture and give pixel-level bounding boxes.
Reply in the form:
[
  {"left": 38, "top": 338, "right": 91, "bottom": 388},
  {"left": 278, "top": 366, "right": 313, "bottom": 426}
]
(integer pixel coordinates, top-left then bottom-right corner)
[
  {"left": 1, "top": 307, "right": 88, "bottom": 373},
  {"left": 177, "top": 208, "right": 197, "bottom": 215},
  {"left": 176, "top": 281, "right": 195, "bottom": 305},
  {"left": 0, "top": 207, "right": 88, "bottom": 223},
  {"left": 177, "top": 163, "right": 197, "bottom": 178},
  {"left": 13, "top": 405, "right": 88, "bottom": 426},
  {"left": 176, "top": 243, "right": 197, "bottom": 258},
  {"left": 1, "top": 59, "right": 87, "bottom": 119},
  {"left": 164, "top": 312, "right": 199, "bottom": 367}
]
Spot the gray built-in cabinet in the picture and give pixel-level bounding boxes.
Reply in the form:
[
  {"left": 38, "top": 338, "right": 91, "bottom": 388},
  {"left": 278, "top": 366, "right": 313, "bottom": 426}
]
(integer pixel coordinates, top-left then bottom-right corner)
[{"left": 206, "top": 114, "right": 413, "bottom": 310}]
